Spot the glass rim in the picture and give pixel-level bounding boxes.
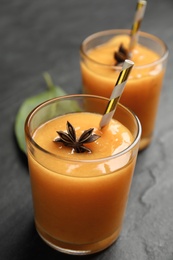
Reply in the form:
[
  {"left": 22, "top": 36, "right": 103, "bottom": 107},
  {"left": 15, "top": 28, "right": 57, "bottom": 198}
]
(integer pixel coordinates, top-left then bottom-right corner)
[
  {"left": 80, "top": 29, "right": 169, "bottom": 70},
  {"left": 25, "top": 94, "right": 142, "bottom": 163}
]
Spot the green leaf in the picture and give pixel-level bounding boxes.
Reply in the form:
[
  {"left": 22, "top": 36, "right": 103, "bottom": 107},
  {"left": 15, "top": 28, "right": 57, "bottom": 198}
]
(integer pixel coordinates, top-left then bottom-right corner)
[{"left": 14, "top": 73, "right": 67, "bottom": 154}]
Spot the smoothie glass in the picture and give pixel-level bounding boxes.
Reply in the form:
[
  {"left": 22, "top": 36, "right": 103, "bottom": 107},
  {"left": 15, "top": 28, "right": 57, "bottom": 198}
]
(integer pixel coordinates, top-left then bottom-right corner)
[
  {"left": 80, "top": 30, "right": 168, "bottom": 150},
  {"left": 25, "top": 94, "right": 141, "bottom": 255}
]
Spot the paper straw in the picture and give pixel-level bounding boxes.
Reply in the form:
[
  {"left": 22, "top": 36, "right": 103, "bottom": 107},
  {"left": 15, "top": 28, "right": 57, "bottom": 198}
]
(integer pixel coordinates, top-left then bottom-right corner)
[
  {"left": 129, "top": 0, "right": 147, "bottom": 54},
  {"left": 100, "top": 60, "right": 134, "bottom": 129}
]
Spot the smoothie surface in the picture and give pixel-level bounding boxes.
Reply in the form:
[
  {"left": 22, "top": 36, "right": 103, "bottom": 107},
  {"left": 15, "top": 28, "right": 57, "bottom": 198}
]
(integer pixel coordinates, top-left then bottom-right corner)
[
  {"left": 87, "top": 35, "right": 160, "bottom": 67},
  {"left": 33, "top": 112, "right": 133, "bottom": 160}
]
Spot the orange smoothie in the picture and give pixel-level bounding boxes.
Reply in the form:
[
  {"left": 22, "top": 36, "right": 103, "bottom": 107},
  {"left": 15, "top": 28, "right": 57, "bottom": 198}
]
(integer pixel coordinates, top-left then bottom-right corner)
[
  {"left": 80, "top": 31, "right": 168, "bottom": 149},
  {"left": 27, "top": 112, "right": 137, "bottom": 253}
]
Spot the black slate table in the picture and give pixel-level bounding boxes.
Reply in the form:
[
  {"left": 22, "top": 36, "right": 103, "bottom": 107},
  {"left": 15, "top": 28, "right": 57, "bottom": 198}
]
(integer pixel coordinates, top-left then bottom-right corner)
[{"left": 1, "top": 1, "right": 173, "bottom": 259}]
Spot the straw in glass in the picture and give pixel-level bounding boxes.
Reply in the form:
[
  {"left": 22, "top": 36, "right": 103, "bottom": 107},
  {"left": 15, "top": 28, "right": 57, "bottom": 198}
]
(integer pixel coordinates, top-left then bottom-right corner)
[
  {"left": 100, "top": 59, "right": 134, "bottom": 129},
  {"left": 129, "top": 0, "right": 147, "bottom": 55}
]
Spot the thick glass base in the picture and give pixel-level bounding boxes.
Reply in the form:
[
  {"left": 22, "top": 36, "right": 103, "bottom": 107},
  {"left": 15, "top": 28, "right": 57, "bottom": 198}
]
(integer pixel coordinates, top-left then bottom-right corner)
[{"left": 36, "top": 224, "right": 121, "bottom": 255}]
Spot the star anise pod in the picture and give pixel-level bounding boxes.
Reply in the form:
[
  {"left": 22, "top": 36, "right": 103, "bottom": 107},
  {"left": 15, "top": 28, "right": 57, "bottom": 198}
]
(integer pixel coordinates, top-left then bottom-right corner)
[
  {"left": 54, "top": 121, "right": 100, "bottom": 153},
  {"left": 114, "top": 43, "right": 129, "bottom": 65}
]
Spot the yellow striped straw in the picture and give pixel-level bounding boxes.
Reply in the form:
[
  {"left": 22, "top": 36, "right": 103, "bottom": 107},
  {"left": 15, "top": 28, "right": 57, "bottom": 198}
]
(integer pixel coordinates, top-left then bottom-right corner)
[
  {"left": 100, "top": 60, "right": 134, "bottom": 129},
  {"left": 129, "top": 0, "right": 147, "bottom": 54}
]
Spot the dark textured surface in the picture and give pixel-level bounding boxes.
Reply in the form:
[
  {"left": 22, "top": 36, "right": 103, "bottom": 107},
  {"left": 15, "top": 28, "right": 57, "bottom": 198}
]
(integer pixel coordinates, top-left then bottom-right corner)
[{"left": 0, "top": 1, "right": 173, "bottom": 259}]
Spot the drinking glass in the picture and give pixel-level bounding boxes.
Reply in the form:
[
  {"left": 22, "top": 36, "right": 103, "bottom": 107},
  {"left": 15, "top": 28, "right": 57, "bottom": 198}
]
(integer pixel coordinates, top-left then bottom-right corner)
[
  {"left": 25, "top": 94, "right": 141, "bottom": 255},
  {"left": 80, "top": 30, "right": 168, "bottom": 150}
]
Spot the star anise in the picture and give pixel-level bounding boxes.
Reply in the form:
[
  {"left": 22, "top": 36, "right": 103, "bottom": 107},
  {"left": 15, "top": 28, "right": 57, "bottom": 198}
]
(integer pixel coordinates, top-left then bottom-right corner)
[
  {"left": 54, "top": 121, "right": 100, "bottom": 153},
  {"left": 114, "top": 43, "right": 129, "bottom": 65}
]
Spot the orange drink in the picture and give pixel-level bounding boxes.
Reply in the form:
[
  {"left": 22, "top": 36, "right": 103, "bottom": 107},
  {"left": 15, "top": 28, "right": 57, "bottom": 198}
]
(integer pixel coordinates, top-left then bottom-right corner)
[
  {"left": 80, "top": 30, "right": 168, "bottom": 150},
  {"left": 25, "top": 94, "right": 141, "bottom": 255}
]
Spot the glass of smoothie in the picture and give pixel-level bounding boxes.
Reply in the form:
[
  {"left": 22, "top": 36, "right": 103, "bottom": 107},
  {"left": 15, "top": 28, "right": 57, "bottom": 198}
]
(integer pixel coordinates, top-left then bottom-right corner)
[
  {"left": 25, "top": 94, "right": 141, "bottom": 255},
  {"left": 80, "top": 30, "right": 168, "bottom": 150}
]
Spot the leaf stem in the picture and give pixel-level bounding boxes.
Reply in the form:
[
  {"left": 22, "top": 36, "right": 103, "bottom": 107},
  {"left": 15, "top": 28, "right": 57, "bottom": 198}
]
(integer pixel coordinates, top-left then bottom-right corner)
[{"left": 43, "top": 72, "right": 55, "bottom": 90}]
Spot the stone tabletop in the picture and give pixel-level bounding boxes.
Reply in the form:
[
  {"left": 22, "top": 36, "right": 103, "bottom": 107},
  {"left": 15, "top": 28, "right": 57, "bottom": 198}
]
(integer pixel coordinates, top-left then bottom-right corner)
[{"left": 0, "top": 1, "right": 173, "bottom": 259}]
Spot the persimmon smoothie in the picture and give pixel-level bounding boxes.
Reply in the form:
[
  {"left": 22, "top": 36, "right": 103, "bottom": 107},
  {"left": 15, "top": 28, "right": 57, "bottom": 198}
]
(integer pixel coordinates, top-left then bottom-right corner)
[
  {"left": 25, "top": 95, "right": 141, "bottom": 254},
  {"left": 80, "top": 30, "right": 168, "bottom": 149}
]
